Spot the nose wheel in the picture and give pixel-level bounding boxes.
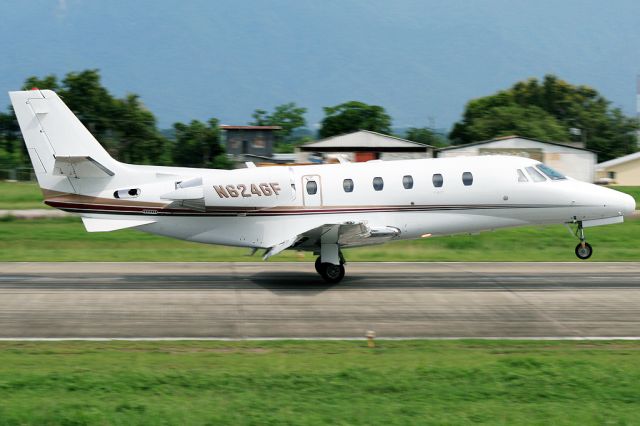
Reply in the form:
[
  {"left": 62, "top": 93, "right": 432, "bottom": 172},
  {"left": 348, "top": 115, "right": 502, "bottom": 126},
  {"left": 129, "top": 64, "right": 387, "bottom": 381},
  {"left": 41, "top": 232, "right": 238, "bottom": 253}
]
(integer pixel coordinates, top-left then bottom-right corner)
[
  {"left": 575, "top": 242, "right": 593, "bottom": 260},
  {"left": 570, "top": 221, "right": 593, "bottom": 260}
]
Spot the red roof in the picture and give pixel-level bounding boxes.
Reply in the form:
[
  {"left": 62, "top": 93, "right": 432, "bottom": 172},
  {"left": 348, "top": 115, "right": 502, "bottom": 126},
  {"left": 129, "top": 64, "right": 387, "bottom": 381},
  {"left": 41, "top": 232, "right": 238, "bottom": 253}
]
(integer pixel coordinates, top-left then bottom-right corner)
[{"left": 220, "top": 125, "right": 282, "bottom": 130}]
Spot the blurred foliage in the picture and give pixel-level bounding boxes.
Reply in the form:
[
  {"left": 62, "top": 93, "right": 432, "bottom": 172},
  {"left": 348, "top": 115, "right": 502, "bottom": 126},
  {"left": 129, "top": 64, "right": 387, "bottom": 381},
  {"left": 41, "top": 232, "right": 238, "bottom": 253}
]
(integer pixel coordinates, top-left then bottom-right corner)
[
  {"left": 21, "top": 70, "right": 172, "bottom": 165},
  {"left": 251, "top": 102, "right": 307, "bottom": 141},
  {"left": 4, "top": 71, "right": 638, "bottom": 169},
  {"left": 405, "top": 127, "right": 448, "bottom": 147},
  {"left": 172, "top": 118, "right": 231, "bottom": 169},
  {"left": 450, "top": 75, "right": 639, "bottom": 161},
  {"left": 0, "top": 110, "right": 24, "bottom": 168},
  {"left": 319, "top": 101, "right": 392, "bottom": 138},
  {"left": 1, "top": 69, "right": 231, "bottom": 169},
  {"left": 274, "top": 136, "right": 314, "bottom": 154}
]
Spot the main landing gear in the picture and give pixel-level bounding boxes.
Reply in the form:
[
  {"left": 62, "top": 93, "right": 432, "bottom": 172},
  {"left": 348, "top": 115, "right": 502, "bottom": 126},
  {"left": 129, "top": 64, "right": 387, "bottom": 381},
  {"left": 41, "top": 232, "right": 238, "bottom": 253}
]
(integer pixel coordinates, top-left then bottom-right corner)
[
  {"left": 571, "top": 221, "right": 593, "bottom": 260},
  {"left": 315, "top": 251, "right": 346, "bottom": 283}
]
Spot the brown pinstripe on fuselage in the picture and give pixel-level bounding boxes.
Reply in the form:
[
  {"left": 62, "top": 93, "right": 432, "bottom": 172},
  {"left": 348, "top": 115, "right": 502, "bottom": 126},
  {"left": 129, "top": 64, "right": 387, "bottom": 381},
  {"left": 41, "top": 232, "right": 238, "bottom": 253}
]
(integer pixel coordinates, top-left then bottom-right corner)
[{"left": 42, "top": 190, "right": 577, "bottom": 217}]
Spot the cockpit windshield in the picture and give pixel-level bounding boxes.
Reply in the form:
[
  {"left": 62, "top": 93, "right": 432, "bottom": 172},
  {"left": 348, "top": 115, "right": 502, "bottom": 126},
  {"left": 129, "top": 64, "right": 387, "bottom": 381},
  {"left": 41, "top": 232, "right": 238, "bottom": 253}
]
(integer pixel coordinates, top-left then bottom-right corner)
[{"left": 536, "top": 164, "right": 566, "bottom": 180}]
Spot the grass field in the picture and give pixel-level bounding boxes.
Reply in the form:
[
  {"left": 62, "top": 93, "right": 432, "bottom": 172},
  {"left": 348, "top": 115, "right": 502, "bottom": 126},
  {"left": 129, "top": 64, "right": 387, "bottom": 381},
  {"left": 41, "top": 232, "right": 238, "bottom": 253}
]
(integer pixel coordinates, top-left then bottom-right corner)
[
  {"left": 1, "top": 215, "right": 639, "bottom": 262},
  {"left": 0, "top": 181, "right": 639, "bottom": 210},
  {"left": 0, "top": 340, "right": 637, "bottom": 425},
  {"left": 1, "top": 181, "right": 639, "bottom": 262},
  {"left": 0, "top": 181, "right": 48, "bottom": 209}
]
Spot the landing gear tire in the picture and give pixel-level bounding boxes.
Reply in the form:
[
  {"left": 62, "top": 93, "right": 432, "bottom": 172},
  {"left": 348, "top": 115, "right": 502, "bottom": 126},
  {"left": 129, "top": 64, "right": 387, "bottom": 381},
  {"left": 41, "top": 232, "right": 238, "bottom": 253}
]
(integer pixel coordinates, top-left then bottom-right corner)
[
  {"left": 315, "top": 251, "right": 345, "bottom": 279},
  {"left": 575, "top": 242, "right": 593, "bottom": 260},
  {"left": 319, "top": 263, "right": 345, "bottom": 284},
  {"left": 314, "top": 257, "right": 322, "bottom": 274}
]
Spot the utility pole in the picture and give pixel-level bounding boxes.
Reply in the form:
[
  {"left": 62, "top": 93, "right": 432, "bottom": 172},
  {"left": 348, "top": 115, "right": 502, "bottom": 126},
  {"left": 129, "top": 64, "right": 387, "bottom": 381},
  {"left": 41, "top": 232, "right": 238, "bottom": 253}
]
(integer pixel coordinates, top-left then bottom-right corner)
[{"left": 636, "top": 74, "right": 640, "bottom": 147}]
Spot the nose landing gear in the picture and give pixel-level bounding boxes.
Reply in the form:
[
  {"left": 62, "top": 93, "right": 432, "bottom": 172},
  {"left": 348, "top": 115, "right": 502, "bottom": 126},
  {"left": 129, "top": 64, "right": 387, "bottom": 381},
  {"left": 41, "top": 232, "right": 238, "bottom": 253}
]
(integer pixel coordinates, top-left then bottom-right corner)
[{"left": 571, "top": 221, "right": 593, "bottom": 260}]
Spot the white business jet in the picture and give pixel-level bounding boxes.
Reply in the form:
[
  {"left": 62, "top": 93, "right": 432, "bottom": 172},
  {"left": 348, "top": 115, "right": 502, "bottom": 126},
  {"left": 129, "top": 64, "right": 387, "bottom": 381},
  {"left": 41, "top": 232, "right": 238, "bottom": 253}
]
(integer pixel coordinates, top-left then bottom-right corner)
[{"left": 9, "top": 90, "right": 636, "bottom": 283}]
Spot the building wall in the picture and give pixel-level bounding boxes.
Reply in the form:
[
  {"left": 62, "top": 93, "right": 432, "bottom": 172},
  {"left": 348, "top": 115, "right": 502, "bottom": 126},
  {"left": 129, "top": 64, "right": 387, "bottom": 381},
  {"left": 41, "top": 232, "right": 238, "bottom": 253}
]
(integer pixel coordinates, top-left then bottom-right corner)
[
  {"left": 597, "top": 157, "right": 640, "bottom": 185},
  {"left": 380, "top": 152, "right": 431, "bottom": 161},
  {"left": 438, "top": 138, "right": 596, "bottom": 182},
  {"left": 295, "top": 150, "right": 431, "bottom": 163},
  {"left": 225, "top": 130, "right": 274, "bottom": 157}
]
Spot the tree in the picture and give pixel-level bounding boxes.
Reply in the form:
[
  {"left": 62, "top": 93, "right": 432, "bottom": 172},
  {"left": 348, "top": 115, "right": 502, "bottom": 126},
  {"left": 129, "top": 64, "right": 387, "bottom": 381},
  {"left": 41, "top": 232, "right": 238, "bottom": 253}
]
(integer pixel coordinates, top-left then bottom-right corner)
[
  {"left": 112, "top": 94, "right": 170, "bottom": 165},
  {"left": 22, "top": 75, "right": 60, "bottom": 92},
  {"left": 405, "top": 127, "right": 448, "bottom": 147},
  {"left": 319, "top": 101, "right": 392, "bottom": 138},
  {"left": 7, "top": 69, "right": 174, "bottom": 166},
  {"left": 250, "top": 102, "right": 307, "bottom": 141},
  {"left": 450, "top": 75, "right": 639, "bottom": 161},
  {"left": 172, "top": 118, "right": 230, "bottom": 169},
  {"left": 0, "top": 107, "right": 24, "bottom": 168}
]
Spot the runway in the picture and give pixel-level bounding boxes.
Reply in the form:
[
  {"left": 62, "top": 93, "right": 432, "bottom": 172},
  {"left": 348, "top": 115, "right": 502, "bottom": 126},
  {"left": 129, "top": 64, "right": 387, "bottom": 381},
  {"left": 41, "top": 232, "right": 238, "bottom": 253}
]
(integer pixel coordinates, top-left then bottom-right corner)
[{"left": 0, "top": 262, "right": 639, "bottom": 339}]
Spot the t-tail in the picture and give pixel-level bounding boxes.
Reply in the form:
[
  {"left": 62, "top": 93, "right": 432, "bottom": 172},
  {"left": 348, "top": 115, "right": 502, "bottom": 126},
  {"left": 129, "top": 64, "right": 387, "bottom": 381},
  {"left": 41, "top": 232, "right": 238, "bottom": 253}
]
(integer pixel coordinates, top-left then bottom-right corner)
[{"left": 9, "top": 89, "right": 126, "bottom": 196}]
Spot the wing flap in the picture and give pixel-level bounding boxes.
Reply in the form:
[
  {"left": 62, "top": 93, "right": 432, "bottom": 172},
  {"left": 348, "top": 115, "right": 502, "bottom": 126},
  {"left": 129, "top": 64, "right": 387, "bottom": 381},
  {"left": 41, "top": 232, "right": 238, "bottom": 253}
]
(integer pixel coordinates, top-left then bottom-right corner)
[
  {"left": 263, "top": 236, "right": 298, "bottom": 260},
  {"left": 261, "top": 222, "right": 402, "bottom": 260}
]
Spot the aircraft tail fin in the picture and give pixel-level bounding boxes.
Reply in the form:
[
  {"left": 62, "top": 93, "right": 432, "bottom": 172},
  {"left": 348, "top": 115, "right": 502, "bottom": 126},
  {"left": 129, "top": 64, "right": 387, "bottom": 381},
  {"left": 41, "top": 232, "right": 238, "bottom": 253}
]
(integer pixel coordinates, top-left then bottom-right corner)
[{"left": 8, "top": 89, "right": 123, "bottom": 192}]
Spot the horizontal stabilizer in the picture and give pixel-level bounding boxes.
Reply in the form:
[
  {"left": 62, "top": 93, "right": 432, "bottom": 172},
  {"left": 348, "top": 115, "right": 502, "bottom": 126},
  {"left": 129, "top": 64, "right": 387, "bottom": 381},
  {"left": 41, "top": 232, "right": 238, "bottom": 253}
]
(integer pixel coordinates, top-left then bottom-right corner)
[
  {"left": 81, "top": 217, "right": 156, "bottom": 232},
  {"left": 53, "top": 156, "right": 115, "bottom": 178}
]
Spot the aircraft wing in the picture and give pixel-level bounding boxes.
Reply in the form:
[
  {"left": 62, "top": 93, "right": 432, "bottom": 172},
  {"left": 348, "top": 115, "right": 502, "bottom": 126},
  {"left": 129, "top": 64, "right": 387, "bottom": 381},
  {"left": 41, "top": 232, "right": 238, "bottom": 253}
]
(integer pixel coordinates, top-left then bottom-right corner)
[{"left": 263, "top": 221, "right": 401, "bottom": 260}]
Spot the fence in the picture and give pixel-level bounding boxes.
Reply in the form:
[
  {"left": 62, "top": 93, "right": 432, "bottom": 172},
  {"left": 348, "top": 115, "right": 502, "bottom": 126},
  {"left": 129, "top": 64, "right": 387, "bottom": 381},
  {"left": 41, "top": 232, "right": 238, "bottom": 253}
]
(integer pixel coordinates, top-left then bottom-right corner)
[{"left": 0, "top": 168, "right": 36, "bottom": 182}]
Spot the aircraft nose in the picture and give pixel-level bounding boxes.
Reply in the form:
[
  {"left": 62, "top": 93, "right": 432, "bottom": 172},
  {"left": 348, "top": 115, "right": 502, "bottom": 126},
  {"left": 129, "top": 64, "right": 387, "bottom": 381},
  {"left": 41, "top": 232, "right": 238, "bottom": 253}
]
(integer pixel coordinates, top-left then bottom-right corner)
[
  {"left": 619, "top": 192, "right": 636, "bottom": 217},
  {"left": 606, "top": 188, "right": 637, "bottom": 217}
]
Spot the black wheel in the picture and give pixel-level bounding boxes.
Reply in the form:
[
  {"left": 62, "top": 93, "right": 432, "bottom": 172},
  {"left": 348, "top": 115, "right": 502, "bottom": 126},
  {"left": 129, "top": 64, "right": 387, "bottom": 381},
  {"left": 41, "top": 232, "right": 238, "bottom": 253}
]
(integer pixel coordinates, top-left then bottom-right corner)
[
  {"left": 575, "top": 242, "right": 593, "bottom": 260},
  {"left": 315, "top": 257, "right": 322, "bottom": 274},
  {"left": 320, "top": 263, "right": 345, "bottom": 284}
]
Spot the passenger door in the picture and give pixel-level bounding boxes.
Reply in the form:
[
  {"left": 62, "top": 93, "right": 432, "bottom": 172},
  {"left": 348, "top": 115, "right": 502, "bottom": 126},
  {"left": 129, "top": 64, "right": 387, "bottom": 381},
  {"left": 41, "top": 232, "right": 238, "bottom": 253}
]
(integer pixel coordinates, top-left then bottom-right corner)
[{"left": 302, "top": 175, "right": 322, "bottom": 206}]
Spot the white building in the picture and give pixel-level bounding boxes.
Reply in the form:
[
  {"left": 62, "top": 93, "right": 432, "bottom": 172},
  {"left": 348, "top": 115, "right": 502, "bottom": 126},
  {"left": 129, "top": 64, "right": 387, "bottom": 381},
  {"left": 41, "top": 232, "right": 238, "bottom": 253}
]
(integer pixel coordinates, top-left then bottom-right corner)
[
  {"left": 437, "top": 136, "right": 597, "bottom": 182},
  {"left": 296, "top": 130, "right": 434, "bottom": 163},
  {"left": 596, "top": 151, "right": 640, "bottom": 185}
]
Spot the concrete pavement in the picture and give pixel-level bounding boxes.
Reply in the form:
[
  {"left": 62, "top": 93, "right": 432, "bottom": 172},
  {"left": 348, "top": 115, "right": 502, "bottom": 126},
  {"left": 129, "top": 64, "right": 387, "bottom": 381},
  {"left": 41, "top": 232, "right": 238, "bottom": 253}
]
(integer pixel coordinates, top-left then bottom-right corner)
[{"left": 0, "top": 262, "right": 639, "bottom": 339}]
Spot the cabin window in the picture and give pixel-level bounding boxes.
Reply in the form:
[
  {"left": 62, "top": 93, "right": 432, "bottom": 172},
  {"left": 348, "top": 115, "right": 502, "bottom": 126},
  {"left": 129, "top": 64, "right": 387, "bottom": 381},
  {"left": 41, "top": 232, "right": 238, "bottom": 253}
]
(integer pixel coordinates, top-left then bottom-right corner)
[
  {"left": 343, "top": 179, "right": 354, "bottom": 193},
  {"left": 114, "top": 188, "right": 141, "bottom": 199},
  {"left": 536, "top": 164, "right": 566, "bottom": 180},
  {"left": 402, "top": 175, "right": 414, "bottom": 189},
  {"left": 462, "top": 172, "right": 473, "bottom": 186},
  {"left": 306, "top": 180, "right": 318, "bottom": 195},
  {"left": 525, "top": 166, "right": 546, "bottom": 182},
  {"left": 432, "top": 173, "right": 443, "bottom": 188},
  {"left": 517, "top": 169, "right": 528, "bottom": 182},
  {"left": 372, "top": 177, "right": 384, "bottom": 191}
]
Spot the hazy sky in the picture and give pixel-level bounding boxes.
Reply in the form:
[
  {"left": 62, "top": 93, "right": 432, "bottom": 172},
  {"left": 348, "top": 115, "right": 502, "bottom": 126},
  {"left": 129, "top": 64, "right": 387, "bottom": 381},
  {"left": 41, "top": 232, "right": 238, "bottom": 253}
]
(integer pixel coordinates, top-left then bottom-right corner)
[{"left": 1, "top": 0, "right": 640, "bottom": 130}]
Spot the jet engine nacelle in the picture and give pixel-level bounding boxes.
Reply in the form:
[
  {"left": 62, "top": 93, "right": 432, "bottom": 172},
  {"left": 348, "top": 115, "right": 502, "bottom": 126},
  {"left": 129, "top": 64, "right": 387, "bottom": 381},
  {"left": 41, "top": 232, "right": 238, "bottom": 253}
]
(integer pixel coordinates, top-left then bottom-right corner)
[{"left": 203, "top": 166, "right": 294, "bottom": 209}]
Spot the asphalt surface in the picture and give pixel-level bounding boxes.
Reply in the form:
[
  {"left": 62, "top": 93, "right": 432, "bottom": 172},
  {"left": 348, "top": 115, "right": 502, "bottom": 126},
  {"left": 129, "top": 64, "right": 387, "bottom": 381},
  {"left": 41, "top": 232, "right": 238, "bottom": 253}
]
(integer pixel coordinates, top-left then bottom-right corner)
[{"left": 0, "top": 262, "right": 639, "bottom": 339}]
